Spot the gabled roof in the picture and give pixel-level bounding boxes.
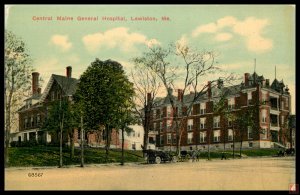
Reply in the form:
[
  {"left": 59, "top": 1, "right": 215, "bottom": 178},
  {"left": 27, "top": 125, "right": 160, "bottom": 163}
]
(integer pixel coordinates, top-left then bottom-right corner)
[
  {"left": 271, "top": 78, "right": 285, "bottom": 93},
  {"left": 40, "top": 74, "right": 78, "bottom": 102}
]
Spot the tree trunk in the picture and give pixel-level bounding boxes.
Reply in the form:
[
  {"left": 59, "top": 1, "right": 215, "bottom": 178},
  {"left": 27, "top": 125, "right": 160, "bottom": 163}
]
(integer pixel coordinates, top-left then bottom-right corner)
[
  {"left": 69, "top": 130, "right": 74, "bottom": 159},
  {"left": 80, "top": 116, "right": 84, "bottom": 167},
  {"left": 105, "top": 124, "right": 111, "bottom": 163},
  {"left": 121, "top": 128, "right": 125, "bottom": 165},
  {"left": 59, "top": 127, "right": 63, "bottom": 168},
  {"left": 233, "top": 129, "right": 235, "bottom": 159},
  {"left": 239, "top": 140, "right": 242, "bottom": 158},
  {"left": 5, "top": 105, "right": 11, "bottom": 167}
]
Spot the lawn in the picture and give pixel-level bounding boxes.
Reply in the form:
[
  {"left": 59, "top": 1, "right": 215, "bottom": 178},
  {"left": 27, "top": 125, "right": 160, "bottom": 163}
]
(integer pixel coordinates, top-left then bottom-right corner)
[{"left": 7, "top": 146, "right": 144, "bottom": 167}]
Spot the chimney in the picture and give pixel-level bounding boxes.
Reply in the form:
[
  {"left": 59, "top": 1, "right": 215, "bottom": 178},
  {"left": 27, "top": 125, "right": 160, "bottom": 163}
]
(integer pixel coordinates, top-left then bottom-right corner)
[
  {"left": 266, "top": 79, "right": 270, "bottom": 87},
  {"left": 147, "top": 93, "right": 151, "bottom": 105},
  {"left": 207, "top": 81, "right": 212, "bottom": 99},
  {"left": 244, "top": 73, "right": 250, "bottom": 86},
  {"left": 37, "top": 87, "right": 41, "bottom": 94},
  {"left": 178, "top": 89, "right": 183, "bottom": 102},
  {"left": 32, "top": 72, "right": 39, "bottom": 95},
  {"left": 66, "top": 66, "right": 72, "bottom": 78}
]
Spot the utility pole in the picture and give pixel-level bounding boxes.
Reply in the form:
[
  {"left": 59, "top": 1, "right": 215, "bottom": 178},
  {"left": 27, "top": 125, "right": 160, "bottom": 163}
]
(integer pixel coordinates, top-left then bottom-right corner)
[{"left": 80, "top": 115, "right": 84, "bottom": 167}]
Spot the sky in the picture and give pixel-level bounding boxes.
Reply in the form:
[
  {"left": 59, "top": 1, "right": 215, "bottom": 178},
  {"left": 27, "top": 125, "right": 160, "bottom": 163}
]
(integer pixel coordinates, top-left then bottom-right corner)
[{"left": 5, "top": 5, "right": 295, "bottom": 114}]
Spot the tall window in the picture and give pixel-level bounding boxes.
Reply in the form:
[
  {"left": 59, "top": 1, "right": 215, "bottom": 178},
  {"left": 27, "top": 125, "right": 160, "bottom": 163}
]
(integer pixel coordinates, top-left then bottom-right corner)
[
  {"left": 200, "top": 117, "right": 206, "bottom": 129},
  {"left": 160, "top": 122, "right": 163, "bottom": 132},
  {"left": 31, "top": 115, "right": 34, "bottom": 127},
  {"left": 213, "top": 130, "right": 221, "bottom": 142},
  {"left": 167, "top": 133, "right": 172, "bottom": 144},
  {"left": 281, "top": 99, "right": 285, "bottom": 110},
  {"left": 187, "top": 119, "right": 193, "bottom": 131},
  {"left": 167, "top": 120, "right": 172, "bottom": 130},
  {"left": 200, "top": 103, "right": 206, "bottom": 115},
  {"left": 24, "top": 117, "right": 28, "bottom": 129},
  {"left": 228, "top": 98, "right": 235, "bottom": 110},
  {"left": 261, "top": 128, "right": 267, "bottom": 139},
  {"left": 167, "top": 106, "right": 172, "bottom": 117},
  {"left": 200, "top": 131, "right": 207, "bottom": 143},
  {"left": 160, "top": 135, "right": 164, "bottom": 145},
  {"left": 248, "top": 126, "right": 253, "bottom": 139},
  {"left": 51, "top": 91, "right": 55, "bottom": 101},
  {"left": 228, "top": 129, "right": 233, "bottom": 141},
  {"left": 247, "top": 92, "right": 252, "bottom": 105},
  {"left": 261, "top": 109, "right": 267, "bottom": 123},
  {"left": 153, "top": 110, "right": 156, "bottom": 119},
  {"left": 37, "top": 114, "right": 41, "bottom": 125},
  {"left": 153, "top": 123, "right": 156, "bottom": 131},
  {"left": 213, "top": 116, "right": 220, "bottom": 128},
  {"left": 172, "top": 134, "right": 177, "bottom": 144},
  {"left": 262, "top": 91, "right": 267, "bottom": 103},
  {"left": 187, "top": 132, "right": 193, "bottom": 144},
  {"left": 228, "top": 118, "right": 232, "bottom": 127}
]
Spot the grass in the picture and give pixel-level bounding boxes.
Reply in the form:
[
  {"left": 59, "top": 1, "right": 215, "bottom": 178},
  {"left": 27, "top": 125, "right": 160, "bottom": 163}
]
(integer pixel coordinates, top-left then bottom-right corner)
[
  {"left": 197, "top": 148, "right": 279, "bottom": 159},
  {"left": 7, "top": 147, "right": 280, "bottom": 167},
  {"left": 7, "top": 146, "right": 144, "bottom": 167}
]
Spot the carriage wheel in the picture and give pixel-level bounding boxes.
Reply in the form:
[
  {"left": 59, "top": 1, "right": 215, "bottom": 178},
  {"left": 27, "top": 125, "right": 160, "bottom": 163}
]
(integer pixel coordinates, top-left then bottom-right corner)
[{"left": 155, "top": 156, "right": 161, "bottom": 164}]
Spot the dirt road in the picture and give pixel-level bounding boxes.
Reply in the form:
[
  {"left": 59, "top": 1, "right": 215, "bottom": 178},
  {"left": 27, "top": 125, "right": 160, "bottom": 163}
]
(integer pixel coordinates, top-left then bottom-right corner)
[{"left": 5, "top": 157, "right": 295, "bottom": 190}]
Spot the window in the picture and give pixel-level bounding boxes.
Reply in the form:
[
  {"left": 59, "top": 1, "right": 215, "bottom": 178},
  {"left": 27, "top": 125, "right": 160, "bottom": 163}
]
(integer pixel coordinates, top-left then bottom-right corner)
[
  {"left": 213, "top": 116, "right": 220, "bottom": 128},
  {"left": 37, "top": 114, "right": 40, "bottom": 125},
  {"left": 262, "top": 91, "right": 267, "bottom": 103},
  {"left": 187, "top": 119, "right": 193, "bottom": 131},
  {"left": 281, "top": 100, "right": 285, "bottom": 110},
  {"left": 138, "top": 132, "right": 140, "bottom": 137},
  {"left": 24, "top": 117, "right": 28, "bottom": 129},
  {"left": 189, "top": 107, "right": 193, "bottom": 116},
  {"left": 160, "top": 135, "right": 164, "bottom": 145},
  {"left": 261, "top": 128, "right": 267, "bottom": 139},
  {"left": 132, "top": 143, "right": 136, "bottom": 150},
  {"left": 167, "top": 120, "right": 172, "bottom": 130},
  {"left": 51, "top": 91, "right": 55, "bottom": 101},
  {"left": 228, "top": 118, "right": 232, "bottom": 127},
  {"left": 172, "top": 134, "right": 177, "bottom": 144},
  {"left": 153, "top": 110, "right": 156, "bottom": 119},
  {"left": 213, "top": 130, "right": 220, "bottom": 142},
  {"left": 261, "top": 109, "right": 267, "bottom": 123},
  {"left": 200, "top": 131, "right": 207, "bottom": 143},
  {"left": 248, "top": 126, "right": 253, "bottom": 139},
  {"left": 228, "top": 129, "right": 233, "bottom": 141},
  {"left": 31, "top": 116, "right": 34, "bottom": 127},
  {"left": 249, "top": 142, "right": 253, "bottom": 148},
  {"left": 200, "top": 117, "right": 206, "bottom": 129},
  {"left": 178, "top": 106, "right": 182, "bottom": 117},
  {"left": 167, "top": 106, "right": 172, "bottom": 117},
  {"left": 78, "top": 129, "right": 81, "bottom": 139},
  {"left": 228, "top": 98, "right": 235, "bottom": 110},
  {"left": 200, "top": 103, "right": 206, "bottom": 115},
  {"left": 133, "top": 132, "right": 136, "bottom": 137},
  {"left": 187, "top": 132, "right": 193, "bottom": 144},
  {"left": 167, "top": 133, "right": 172, "bottom": 144},
  {"left": 247, "top": 92, "right": 252, "bottom": 105},
  {"left": 160, "top": 122, "right": 163, "bottom": 131}
]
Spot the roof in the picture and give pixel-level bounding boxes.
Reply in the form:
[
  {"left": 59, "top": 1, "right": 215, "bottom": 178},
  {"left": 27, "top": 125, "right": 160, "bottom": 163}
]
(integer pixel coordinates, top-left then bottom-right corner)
[
  {"left": 40, "top": 74, "right": 79, "bottom": 102},
  {"left": 153, "top": 84, "right": 241, "bottom": 107},
  {"left": 271, "top": 78, "right": 285, "bottom": 93},
  {"left": 52, "top": 74, "right": 79, "bottom": 96}
]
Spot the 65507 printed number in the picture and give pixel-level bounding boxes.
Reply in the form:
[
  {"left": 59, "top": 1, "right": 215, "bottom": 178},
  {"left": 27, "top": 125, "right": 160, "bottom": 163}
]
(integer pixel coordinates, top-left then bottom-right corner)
[{"left": 28, "top": 173, "right": 43, "bottom": 177}]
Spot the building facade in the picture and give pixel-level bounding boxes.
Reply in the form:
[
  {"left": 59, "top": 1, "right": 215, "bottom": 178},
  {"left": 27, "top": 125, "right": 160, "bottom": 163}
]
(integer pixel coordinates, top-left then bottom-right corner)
[
  {"left": 13, "top": 66, "right": 120, "bottom": 148},
  {"left": 149, "top": 72, "right": 291, "bottom": 151}
]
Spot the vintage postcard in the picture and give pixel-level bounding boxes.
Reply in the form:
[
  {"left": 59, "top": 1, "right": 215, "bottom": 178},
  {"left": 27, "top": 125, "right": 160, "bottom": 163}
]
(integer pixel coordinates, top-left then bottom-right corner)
[{"left": 4, "top": 4, "right": 296, "bottom": 191}]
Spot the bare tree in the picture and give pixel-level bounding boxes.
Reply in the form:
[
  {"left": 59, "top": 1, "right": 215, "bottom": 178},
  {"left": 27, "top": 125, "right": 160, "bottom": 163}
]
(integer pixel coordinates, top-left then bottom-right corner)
[
  {"left": 130, "top": 64, "right": 161, "bottom": 152},
  {"left": 5, "top": 31, "right": 33, "bottom": 167},
  {"left": 133, "top": 43, "right": 235, "bottom": 156}
]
